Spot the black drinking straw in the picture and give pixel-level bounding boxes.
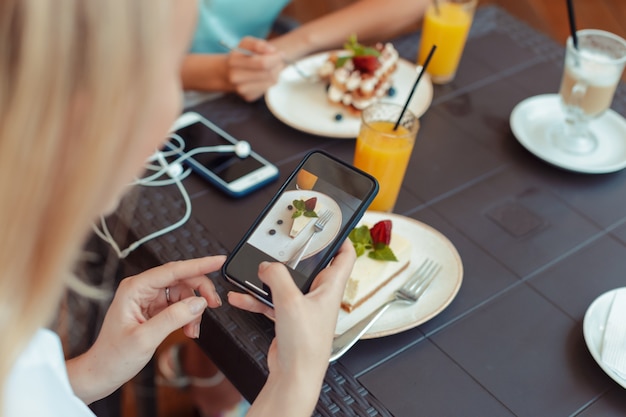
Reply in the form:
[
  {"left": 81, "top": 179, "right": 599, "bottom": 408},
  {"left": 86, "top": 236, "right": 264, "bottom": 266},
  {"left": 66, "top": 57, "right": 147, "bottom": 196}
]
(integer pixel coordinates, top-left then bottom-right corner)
[
  {"left": 566, "top": 0, "right": 579, "bottom": 49},
  {"left": 393, "top": 44, "right": 437, "bottom": 131}
]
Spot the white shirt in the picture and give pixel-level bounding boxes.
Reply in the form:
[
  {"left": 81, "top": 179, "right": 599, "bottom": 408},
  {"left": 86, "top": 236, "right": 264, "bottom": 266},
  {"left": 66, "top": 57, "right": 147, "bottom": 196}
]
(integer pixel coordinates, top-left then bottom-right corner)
[{"left": 4, "top": 328, "right": 95, "bottom": 417}]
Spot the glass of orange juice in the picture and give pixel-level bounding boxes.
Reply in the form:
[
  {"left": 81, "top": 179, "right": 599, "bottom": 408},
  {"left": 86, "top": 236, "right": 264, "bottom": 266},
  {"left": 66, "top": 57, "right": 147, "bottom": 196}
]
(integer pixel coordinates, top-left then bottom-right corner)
[
  {"left": 353, "top": 103, "right": 419, "bottom": 212},
  {"left": 417, "top": 0, "right": 477, "bottom": 84}
]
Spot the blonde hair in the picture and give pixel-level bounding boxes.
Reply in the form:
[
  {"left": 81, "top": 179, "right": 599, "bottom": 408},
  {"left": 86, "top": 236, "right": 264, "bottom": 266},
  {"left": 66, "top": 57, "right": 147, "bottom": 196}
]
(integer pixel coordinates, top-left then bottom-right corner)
[{"left": 0, "top": 0, "right": 170, "bottom": 410}]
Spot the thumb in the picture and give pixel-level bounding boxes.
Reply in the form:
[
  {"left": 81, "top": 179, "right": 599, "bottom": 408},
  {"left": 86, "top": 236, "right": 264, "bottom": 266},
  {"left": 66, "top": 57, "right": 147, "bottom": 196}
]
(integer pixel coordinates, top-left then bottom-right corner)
[
  {"left": 258, "top": 261, "right": 301, "bottom": 307},
  {"left": 139, "top": 297, "right": 208, "bottom": 346}
]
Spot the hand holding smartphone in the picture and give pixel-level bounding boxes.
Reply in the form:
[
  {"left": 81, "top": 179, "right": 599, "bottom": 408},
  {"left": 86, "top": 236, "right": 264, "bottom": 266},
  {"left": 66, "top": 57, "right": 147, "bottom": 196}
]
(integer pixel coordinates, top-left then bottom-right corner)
[{"left": 223, "top": 151, "right": 379, "bottom": 307}]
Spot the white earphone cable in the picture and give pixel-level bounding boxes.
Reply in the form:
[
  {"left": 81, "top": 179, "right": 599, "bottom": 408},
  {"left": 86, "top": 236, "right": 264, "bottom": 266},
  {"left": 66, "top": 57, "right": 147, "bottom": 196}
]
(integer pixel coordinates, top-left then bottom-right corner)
[
  {"left": 93, "top": 134, "right": 193, "bottom": 258},
  {"left": 94, "top": 131, "right": 251, "bottom": 258}
]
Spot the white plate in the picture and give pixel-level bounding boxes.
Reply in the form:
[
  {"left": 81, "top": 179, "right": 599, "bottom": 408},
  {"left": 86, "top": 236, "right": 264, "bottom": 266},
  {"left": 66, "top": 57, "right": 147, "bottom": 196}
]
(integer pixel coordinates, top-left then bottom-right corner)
[
  {"left": 265, "top": 51, "right": 434, "bottom": 138},
  {"left": 583, "top": 287, "right": 626, "bottom": 388},
  {"left": 510, "top": 94, "right": 626, "bottom": 174},
  {"left": 247, "top": 190, "right": 342, "bottom": 263},
  {"left": 335, "top": 211, "right": 463, "bottom": 338}
]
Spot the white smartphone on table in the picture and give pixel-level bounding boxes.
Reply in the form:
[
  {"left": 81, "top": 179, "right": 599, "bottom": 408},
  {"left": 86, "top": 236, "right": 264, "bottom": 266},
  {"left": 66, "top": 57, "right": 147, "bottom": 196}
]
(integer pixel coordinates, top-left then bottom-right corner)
[{"left": 166, "top": 112, "right": 279, "bottom": 198}]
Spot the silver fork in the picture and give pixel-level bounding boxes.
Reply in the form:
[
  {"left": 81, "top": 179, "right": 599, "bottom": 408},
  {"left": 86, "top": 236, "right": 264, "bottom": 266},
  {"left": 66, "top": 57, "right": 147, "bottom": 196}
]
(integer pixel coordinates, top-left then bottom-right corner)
[
  {"left": 284, "top": 58, "right": 320, "bottom": 82},
  {"left": 329, "top": 258, "right": 441, "bottom": 362},
  {"left": 286, "top": 209, "right": 333, "bottom": 269}
]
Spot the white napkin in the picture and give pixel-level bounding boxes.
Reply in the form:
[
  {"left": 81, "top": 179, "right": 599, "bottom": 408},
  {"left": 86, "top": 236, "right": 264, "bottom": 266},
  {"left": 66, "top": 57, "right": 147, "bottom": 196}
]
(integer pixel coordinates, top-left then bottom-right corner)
[{"left": 601, "top": 289, "right": 626, "bottom": 379}]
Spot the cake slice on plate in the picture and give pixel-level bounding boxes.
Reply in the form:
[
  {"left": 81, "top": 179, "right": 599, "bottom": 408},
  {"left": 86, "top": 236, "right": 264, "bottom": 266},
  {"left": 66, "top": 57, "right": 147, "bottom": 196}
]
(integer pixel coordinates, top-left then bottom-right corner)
[
  {"left": 289, "top": 197, "right": 319, "bottom": 238},
  {"left": 342, "top": 220, "right": 412, "bottom": 312}
]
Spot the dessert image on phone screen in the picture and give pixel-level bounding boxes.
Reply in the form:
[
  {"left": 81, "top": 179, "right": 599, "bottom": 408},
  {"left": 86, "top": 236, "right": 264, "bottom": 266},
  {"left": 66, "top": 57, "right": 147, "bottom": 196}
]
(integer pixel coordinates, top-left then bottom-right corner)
[
  {"left": 247, "top": 171, "right": 346, "bottom": 275},
  {"left": 223, "top": 151, "right": 378, "bottom": 305}
]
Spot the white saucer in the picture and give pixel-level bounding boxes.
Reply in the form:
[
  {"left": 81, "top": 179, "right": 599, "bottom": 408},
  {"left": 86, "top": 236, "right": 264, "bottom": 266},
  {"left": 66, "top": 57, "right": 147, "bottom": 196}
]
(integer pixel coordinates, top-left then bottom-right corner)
[
  {"left": 583, "top": 287, "right": 626, "bottom": 388},
  {"left": 510, "top": 94, "right": 626, "bottom": 174}
]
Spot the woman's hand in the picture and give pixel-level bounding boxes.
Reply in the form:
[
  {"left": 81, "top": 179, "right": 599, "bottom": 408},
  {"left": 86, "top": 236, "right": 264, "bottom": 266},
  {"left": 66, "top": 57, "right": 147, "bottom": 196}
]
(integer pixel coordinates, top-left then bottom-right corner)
[
  {"left": 67, "top": 256, "right": 225, "bottom": 404},
  {"left": 229, "top": 241, "right": 356, "bottom": 416},
  {"left": 226, "top": 36, "right": 285, "bottom": 102}
]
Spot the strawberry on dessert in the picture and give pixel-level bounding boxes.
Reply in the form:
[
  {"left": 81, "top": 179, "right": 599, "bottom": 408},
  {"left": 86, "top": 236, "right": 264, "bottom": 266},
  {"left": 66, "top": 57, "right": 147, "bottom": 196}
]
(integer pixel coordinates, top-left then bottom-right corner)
[
  {"left": 353, "top": 55, "right": 380, "bottom": 73},
  {"left": 318, "top": 35, "right": 399, "bottom": 115}
]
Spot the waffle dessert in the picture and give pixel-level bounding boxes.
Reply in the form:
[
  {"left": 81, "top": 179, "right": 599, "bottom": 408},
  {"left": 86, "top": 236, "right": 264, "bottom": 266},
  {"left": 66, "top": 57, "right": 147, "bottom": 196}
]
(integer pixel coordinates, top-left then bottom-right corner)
[{"left": 318, "top": 36, "right": 399, "bottom": 115}]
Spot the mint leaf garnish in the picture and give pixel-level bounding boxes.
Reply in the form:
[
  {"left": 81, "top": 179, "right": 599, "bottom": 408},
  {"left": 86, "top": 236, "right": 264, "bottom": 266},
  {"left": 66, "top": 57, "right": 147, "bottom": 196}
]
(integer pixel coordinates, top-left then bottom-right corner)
[
  {"left": 349, "top": 225, "right": 372, "bottom": 257},
  {"left": 343, "top": 34, "right": 381, "bottom": 58},
  {"left": 335, "top": 55, "right": 350, "bottom": 68},
  {"left": 291, "top": 199, "right": 318, "bottom": 219},
  {"left": 349, "top": 221, "right": 397, "bottom": 262},
  {"left": 368, "top": 244, "right": 398, "bottom": 261}
]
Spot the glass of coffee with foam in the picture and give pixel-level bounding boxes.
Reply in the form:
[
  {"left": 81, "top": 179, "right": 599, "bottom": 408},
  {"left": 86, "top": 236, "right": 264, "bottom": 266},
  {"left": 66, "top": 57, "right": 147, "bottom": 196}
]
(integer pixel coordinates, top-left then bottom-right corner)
[{"left": 549, "top": 29, "right": 626, "bottom": 155}]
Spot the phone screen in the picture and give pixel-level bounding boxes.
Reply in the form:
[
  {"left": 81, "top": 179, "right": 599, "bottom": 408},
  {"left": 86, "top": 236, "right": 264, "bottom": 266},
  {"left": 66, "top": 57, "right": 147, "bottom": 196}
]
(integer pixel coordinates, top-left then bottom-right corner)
[
  {"left": 173, "top": 121, "right": 265, "bottom": 183},
  {"left": 223, "top": 151, "right": 378, "bottom": 304}
]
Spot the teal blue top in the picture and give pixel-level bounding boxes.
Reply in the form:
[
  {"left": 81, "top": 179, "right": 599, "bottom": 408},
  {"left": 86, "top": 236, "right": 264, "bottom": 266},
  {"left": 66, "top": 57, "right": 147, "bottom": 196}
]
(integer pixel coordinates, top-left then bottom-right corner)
[{"left": 190, "top": 0, "right": 292, "bottom": 53}]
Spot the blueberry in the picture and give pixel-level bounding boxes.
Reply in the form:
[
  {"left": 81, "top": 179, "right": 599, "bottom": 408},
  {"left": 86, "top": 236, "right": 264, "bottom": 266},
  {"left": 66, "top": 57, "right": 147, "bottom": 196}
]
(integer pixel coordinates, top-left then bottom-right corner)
[
  {"left": 269, "top": 229, "right": 276, "bottom": 235},
  {"left": 334, "top": 113, "right": 343, "bottom": 121},
  {"left": 387, "top": 86, "right": 396, "bottom": 97},
  {"left": 287, "top": 205, "right": 293, "bottom": 210},
  {"left": 277, "top": 219, "right": 283, "bottom": 225}
]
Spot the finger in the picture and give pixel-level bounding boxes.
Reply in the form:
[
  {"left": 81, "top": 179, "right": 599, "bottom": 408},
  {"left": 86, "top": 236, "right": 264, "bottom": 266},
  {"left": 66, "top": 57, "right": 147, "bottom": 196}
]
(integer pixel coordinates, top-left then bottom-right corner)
[
  {"left": 309, "top": 240, "right": 355, "bottom": 297},
  {"left": 229, "top": 52, "right": 284, "bottom": 72},
  {"left": 257, "top": 262, "right": 303, "bottom": 308},
  {"left": 166, "top": 283, "right": 194, "bottom": 303},
  {"left": 182, "top": 316, "right": 202, "bottom": 339},
  {"left": 238, "top": 36, "right": 277, "bottom": 54},
  {"left": 231, "top": 65, "right": 281, "bottom": 88},
  {"left": 136, "top": 256, "right": 226, "bottom": 290},
  {"left": 134, "top": 257, "right": 224, "bottom": 307},
  {"left": 236, "top": 81, "right": 276, "bottom": 102},
  {"left": 227, "top": 291, "right": 275, "bottom": 318},
  {"left": 171, "top": 275, "right": 222, "bottom": 308},
  {"left": 268, "top": 64, "right": 283, "bottom": 82},
  {"left": 138, "top": 296, "right": 208, "bottom": 347}
]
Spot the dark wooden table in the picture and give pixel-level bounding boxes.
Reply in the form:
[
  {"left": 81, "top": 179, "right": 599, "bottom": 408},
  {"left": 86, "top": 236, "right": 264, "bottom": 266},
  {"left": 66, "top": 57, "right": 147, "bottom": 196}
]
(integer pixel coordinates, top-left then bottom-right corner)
[{"left": 117, "top": 6, "right": 626, "bottom": 416}]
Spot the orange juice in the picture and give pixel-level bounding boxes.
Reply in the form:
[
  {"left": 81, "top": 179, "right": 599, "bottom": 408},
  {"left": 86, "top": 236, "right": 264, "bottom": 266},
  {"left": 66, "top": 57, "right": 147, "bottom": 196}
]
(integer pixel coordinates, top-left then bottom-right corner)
[
  {"left": 417, "top": 0, "right": 476, "bottom": 84},
  {"left": 354, "top": 121, "right": 417, "bottom": 212},
  {"left": 296, "top": 169, "right": 318, "bottom": 190}
]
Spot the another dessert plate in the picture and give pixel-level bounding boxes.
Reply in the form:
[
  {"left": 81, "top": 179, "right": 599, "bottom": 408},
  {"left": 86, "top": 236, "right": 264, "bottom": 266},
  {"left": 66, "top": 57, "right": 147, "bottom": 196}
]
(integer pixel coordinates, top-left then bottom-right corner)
[
  {"left": 510, "top": 94, "right": 626, "bottom": 174},
  {"left": 247, "top": 190, "right": 342, "bottom": 263},
  {"left": 335, "top": 211, "right": 463, "bottom": 339},
  {"left": 265, "top": 52, "right": 434, "bottom": 139},
  {"left": 583, "top": 287, "right": 626, "bottom": 389}
]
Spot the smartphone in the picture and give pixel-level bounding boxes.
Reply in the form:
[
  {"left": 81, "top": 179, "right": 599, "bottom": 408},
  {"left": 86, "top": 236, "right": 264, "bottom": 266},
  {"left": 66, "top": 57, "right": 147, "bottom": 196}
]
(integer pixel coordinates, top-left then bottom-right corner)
[
  {"left": 166, "top": 112, "right": 279, "bottom": 198},
  {"left": 222, "top": 150, "right": 379, "bottom": 307}
]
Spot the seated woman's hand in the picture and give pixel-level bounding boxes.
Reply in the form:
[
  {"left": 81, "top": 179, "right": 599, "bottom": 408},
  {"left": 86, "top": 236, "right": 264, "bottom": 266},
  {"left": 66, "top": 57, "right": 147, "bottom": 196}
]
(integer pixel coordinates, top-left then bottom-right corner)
[
  {"left": 227, "top": 36, "right": 285, "bottom": 102},
  {"left": 228, "top": 241, "right": 355, "bottom": 414},
  {"left": 67, "top": 256, "right": 224, "bottom": 404}
]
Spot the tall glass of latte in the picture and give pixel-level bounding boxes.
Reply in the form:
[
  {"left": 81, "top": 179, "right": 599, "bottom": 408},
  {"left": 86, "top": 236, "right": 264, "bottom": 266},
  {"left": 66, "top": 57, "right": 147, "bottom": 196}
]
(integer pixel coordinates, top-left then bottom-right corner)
[{"left": 550, "top": 29, "right": 626, "bottom": 155}]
